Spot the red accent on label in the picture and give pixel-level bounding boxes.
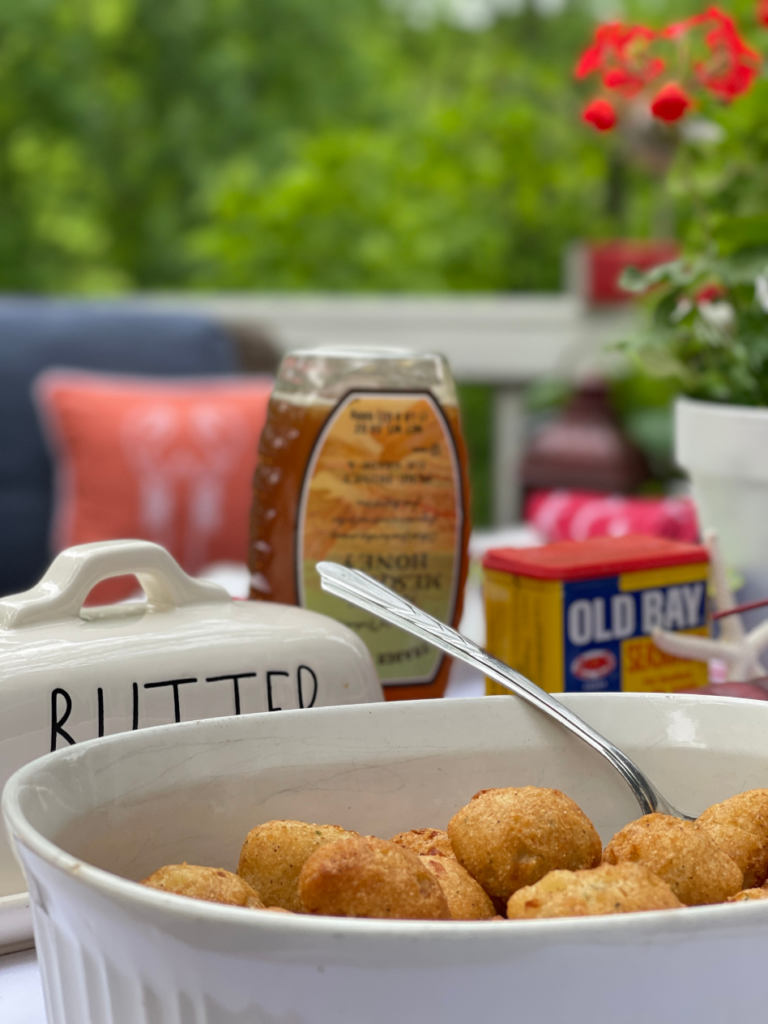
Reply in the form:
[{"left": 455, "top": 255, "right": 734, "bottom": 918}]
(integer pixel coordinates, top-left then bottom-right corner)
[{"left": 570, "top": 648, "right": 617, "bottom": 681}]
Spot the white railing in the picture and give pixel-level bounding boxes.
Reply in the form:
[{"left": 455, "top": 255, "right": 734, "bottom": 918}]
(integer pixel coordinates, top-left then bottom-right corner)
[{"left": 136, "top": 293, "right": 635, "bottom": 522}]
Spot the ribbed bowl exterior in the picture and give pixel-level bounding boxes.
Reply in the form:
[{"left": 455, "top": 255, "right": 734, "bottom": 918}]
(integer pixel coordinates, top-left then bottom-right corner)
[{"left": 7, "top": 696, "right": 768, "bottom": 1023}]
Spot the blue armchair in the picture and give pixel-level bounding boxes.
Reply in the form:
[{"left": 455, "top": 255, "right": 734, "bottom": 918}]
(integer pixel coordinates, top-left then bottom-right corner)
[{"left": 0, "top": 300, "right": 248, "bottom": 596}]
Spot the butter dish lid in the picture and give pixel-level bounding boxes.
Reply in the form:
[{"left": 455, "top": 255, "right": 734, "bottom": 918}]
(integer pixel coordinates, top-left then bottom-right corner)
[{"left": 483, "top": 535, "right": 709, "bottom": 582}]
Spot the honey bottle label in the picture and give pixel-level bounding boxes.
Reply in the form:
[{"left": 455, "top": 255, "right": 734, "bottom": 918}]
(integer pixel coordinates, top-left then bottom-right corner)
[{"left": 297, "top": 391, "right": 464, "bottom": 686}]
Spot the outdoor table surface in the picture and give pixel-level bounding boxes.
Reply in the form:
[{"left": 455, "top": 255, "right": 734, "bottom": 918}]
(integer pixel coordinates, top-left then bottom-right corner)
[{"left": 1, "top": 950, "right": 45, "bottom": 1024}]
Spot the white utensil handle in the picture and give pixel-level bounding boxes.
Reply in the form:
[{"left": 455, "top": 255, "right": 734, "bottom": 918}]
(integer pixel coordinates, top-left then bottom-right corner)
[{"left": 0, "top": 540, "right": 229, "bottom": 629}]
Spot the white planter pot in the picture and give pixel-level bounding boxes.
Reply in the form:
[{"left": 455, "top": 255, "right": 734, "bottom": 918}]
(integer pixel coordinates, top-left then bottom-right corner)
[{"left": 675, "top": 397, "right": 768, "bottom": 585}]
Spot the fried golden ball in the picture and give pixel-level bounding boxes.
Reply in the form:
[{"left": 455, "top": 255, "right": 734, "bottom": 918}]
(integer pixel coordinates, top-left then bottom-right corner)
[
  {"left": 506, "top": 863, "right": 683, "bottom": 920},
  {"left": 700, "top": 790, "right": 768, "bottom": 836},
  {"left": 141, "top": 863, "right": 264, "bottom": 908},
  {"left": 238, "top": 820, "right": 358, "bottom": 912},
  {"left": 419, "top": 854, "right": 495, "bottom": 919},
  {"left": 726, "top": 888, "right": 768, "bottom": 903},
  {"left": 390, "top": 828, "right": 455, "bottom": 859},
  {"left": 697, "top": 790, "right": 768, "bottom": 889},
  {"left": 447, "top": 787, "right": 602, "bottom": 902},
  {"left": 298, "top": 836, "right": 451, "bottom": 919},
  {"left": 603, "top": 813, "right": 743, "bottom": 906}
]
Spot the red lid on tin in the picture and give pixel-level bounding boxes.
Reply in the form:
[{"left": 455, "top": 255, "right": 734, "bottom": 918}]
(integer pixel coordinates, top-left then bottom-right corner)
[{"left": 483, "top": 535, "right": 708, "bottom": 582}]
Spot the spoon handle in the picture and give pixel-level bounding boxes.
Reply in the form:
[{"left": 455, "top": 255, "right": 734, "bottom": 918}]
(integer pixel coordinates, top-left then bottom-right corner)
[{"left": 317, "top": 561, "right": 690, "bottom": 820}]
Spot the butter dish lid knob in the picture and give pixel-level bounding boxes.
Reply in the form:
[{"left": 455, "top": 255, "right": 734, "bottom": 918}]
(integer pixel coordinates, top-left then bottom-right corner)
[{"left": 0, "top": 539, "right": 230, "bottom": 630}]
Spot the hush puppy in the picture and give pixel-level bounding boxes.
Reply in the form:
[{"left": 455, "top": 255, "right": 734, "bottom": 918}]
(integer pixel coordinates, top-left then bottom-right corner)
[
  {"left": 391, "top": 828, "right": 455, "bottom": 859},
  {"left": 603, "top": 813, "right": 743, "bottom": 905},
  {"left": 238, "top": 820, "right": 358, "bottom": 912},
  {"left": 298, "top": 836, "right": 451, "bottom": 919},
  {"left": 419, "top": 854, "right": 495, "bottom": 919},
  {"left": 697, "top": 790, "right": 768, "bottom": 889},
  {"left": 448, "top": 787, "right": 602, "bottom": 901},
  {"left": 727, "top": 887, "right": 768, "bottom": 903},
  {"left": 141, "top": 863, "right": 264, "bottom": 908},
  {"left": 506, "top": 862, "right": 683, "bottom": 920}
]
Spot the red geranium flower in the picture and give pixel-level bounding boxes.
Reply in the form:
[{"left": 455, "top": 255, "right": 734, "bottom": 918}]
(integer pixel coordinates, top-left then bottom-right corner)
[
  {"left": 651, "top": 81, "right": 693, "bottom": 122},
  {"left": 576, "top": 22, "right": 664, "bottom": 97},
  {"left": 582, "top": 98, "right": 618, "bottom": 131},
  {"left": 695, "top": 283, "right": 726, "bottom": 303},
  {"left": 663, "top": 8, "right": 760, "bottom": 100},
  {"left": 759, "top": 0, "right": 768, "bottom": 27}
]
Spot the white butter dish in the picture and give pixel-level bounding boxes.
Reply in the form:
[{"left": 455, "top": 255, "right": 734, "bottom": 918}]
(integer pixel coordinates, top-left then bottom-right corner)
[{"left": 0, "top": 538, "right": 381, "bottom": 949}]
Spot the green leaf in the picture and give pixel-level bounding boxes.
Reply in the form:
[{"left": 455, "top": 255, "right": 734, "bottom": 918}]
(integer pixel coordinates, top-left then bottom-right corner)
[
  {"left": 714, "top": 216, "right": 768, "bottom": 255},
  {"left": 717, "top": 247, "right": 768, "bottom": 286},
  {"left": 619, "top": 265, "right": 653, "bottom": 293}
]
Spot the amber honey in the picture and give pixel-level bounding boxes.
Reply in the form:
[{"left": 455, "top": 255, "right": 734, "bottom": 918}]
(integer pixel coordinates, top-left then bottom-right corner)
[{"left": 249, "top": 349, "right": 471, "bottom": 700}]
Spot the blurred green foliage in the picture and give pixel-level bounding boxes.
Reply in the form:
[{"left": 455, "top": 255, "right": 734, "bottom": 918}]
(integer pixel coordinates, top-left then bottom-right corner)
[
  {"left": 619, "top": 241, "right": 768, "bottom": 405},
  {"left": 658, "top": 1, "right": 768, "bottom": 248},
  {"left": 0, "top": 0, "right": 628, "bottom": 294},
  {"left": 0, "top": 0, "right": 398, "bottom": 292},
  {"left": 189, "top": 12, "right": 616, "bottom": 291},
  {"left": 609, "top": 1, "right": 768, "bottom": 415},
  {"left": 609, "top": 371, "right": 680, "bottom": 484},
  {"left": 2, "top": 0, "right": 766, "bottom": 520},
  {"left": 1, "top": 0, "right": 761, "bottom": 297},
  {"left": 456, "top": 382, "right": 493, "bottom": 527}
]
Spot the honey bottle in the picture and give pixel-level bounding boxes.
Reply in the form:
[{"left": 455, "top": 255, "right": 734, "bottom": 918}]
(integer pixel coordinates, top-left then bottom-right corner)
[{"left": 249, "top": 346, "right": 471, "bottom": 699}]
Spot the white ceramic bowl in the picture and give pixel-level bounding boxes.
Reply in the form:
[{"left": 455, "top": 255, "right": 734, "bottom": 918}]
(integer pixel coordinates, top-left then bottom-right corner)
[{"left": 5, "top": 694, "right": 768, "bottom": 1024}]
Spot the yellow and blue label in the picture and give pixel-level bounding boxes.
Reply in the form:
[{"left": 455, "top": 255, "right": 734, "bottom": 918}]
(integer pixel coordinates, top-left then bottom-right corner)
[{"left": 485, "top": 563, "right": 709, "bottom": 695}]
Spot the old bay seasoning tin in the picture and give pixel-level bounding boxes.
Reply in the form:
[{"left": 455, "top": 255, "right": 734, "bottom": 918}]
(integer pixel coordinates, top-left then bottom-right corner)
[
  {"left": 250, "top": 346, "right": 471, "bottom": 701},
  {"left": 484, "top": 535, "right": 709, "bottom": 694}
]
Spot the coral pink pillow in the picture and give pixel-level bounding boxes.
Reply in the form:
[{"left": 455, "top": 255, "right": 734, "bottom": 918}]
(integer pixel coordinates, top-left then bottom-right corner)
[{"left": 35, "top": 370, "right": 273, "bottom": 603}]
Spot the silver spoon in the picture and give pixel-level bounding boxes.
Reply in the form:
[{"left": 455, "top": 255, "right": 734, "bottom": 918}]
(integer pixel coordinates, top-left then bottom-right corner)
[{"left": 317, "top": 561, "right": 694, "bottom": 821}]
